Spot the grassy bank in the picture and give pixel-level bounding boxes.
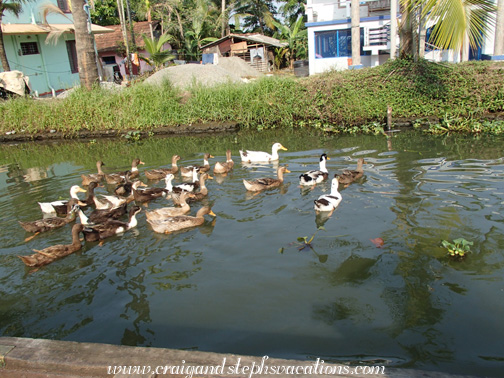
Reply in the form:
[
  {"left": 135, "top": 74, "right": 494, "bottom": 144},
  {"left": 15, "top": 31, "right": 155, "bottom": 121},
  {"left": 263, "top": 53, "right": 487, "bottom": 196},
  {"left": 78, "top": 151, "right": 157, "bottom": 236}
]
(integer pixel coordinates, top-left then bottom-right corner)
[{"left": 1, "top": 59, "right": 503, "bottom": 136}]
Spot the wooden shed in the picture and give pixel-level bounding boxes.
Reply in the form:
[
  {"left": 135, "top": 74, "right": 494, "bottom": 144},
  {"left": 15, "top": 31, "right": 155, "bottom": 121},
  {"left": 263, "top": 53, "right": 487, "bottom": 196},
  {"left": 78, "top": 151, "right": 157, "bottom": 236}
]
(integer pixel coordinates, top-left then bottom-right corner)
[{"left": 201, "top": 33, "right": 286, "bottom": 72}]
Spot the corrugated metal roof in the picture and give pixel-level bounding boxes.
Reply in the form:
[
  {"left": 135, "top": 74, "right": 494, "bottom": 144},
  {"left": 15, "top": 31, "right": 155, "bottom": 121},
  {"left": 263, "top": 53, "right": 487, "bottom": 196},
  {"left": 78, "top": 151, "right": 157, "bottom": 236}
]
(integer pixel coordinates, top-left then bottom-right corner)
[
  {"left": 201, "top": 33, "right": 287, "bottom": 50},
  {"left": 0, "top": 23, "right": 113, "bottom": 35}
]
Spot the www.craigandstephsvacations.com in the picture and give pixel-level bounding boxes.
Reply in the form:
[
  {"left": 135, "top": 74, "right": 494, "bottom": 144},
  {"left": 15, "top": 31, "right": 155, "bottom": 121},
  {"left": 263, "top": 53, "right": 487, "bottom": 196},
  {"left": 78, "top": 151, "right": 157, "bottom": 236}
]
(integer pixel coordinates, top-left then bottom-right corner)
[{"left": 107, "top": 356, "right": 386, "bottom": 377}]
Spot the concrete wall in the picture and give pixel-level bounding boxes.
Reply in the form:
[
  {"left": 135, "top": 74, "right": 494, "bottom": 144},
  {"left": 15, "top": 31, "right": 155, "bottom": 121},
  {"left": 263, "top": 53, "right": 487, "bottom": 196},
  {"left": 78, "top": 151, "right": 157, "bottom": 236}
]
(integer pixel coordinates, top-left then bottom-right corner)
[{"left": 1, "top": 0, "right": 79, "bottom": 96}]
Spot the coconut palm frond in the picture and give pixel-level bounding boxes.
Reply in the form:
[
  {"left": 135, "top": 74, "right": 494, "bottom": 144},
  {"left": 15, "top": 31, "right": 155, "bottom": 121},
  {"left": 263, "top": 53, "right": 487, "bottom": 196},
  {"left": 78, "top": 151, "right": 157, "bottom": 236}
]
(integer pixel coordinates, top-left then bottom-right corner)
[
  {"left": 41, "top": 3, "right": 73, "bottom": 24},
  {"left": 39, "top": 3, "right": 74, "bottom": 45},
  {"left": 2, "top": 2, "right": 23, "bottom": 17},
  {"left": 423, "top": 0, "right": 496, "bottom": 51}
]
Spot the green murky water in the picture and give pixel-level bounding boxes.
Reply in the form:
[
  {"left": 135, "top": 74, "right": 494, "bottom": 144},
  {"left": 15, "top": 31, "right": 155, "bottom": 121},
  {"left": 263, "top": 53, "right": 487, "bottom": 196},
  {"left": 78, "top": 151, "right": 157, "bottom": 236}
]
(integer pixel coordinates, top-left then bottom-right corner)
[{"left": 1, "top": 129, "right": 503, "bottom": 376}]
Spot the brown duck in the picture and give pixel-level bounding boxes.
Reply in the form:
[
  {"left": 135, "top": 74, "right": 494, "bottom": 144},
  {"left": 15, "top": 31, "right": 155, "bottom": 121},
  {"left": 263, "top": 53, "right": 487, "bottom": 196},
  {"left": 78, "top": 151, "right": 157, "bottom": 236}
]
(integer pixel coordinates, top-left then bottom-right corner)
[
  {"left": 81, "top": 161, "right": 105, "bottom": 186},
  {"left": 180, "top": 153, "right": 214, "bottom": 177},
  {"left": 147, "top": 206, "right": 216, "bottom": 234},
  {"left": 82, "top": 206, "right": 141, "bottom": 242},
  {"left": 145, "top": 155, "right": 181, "bottom": 180},
  {"left": 213, "top": 149, "right": 234, "bottom": 174},
  {"left": 145, "top": 191, "right": 194, "bottom": 221},
  {"left": 105, "top": 158, "right": 144, "bottom": 184},
  {"left": 337, "top": 158, "right": 367, "bottom": 185},
  {"left": 20, "top": 200, "right": 80, "bottom": 242},
  {"left": 18, "top": 223, "right": 85, "bottom": 268},
  {"left": 243, "top": 166, "right": 290, "bottom": 192}
]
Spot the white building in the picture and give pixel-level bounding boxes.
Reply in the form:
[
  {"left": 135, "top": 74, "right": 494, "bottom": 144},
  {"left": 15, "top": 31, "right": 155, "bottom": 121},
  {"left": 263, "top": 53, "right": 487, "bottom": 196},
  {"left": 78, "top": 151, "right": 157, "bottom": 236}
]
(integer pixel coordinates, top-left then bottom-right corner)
[{"left": 305, "top": 0, "right": 500, "bottom": 75}]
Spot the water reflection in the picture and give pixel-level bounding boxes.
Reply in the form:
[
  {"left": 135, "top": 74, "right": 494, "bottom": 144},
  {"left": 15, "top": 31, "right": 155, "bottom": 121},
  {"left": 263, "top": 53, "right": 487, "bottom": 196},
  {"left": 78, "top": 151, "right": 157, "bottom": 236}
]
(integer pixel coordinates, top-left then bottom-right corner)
[{"left": 1, "top": 130, "right": 504, "bottom": 376}]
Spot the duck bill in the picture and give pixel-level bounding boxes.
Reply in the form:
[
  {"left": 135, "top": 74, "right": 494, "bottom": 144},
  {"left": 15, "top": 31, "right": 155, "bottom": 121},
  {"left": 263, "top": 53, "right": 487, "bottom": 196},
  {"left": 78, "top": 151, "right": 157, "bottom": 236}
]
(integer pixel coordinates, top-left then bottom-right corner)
[
  {"left": 280, "top": 145, "right": 288, "bottom": 151},
  {"left": 209, "top": 210, "right": 216, "bottom": 216}
]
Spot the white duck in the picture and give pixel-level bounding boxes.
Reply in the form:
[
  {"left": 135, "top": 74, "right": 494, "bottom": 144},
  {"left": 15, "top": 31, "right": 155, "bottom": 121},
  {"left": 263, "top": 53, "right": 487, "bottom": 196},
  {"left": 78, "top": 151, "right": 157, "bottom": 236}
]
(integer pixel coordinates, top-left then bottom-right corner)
[
  {"left": 239, "top": 142, "right": 287, "bottom": 163},
  {"left": 314, "top": 176, "right": 342, "bottom": 215},
  {"left": 299, "top": 153, "right": 330, "bottom": 186},
  {"left": 38, "top": 185, "right": 87, "bottom": 215}
]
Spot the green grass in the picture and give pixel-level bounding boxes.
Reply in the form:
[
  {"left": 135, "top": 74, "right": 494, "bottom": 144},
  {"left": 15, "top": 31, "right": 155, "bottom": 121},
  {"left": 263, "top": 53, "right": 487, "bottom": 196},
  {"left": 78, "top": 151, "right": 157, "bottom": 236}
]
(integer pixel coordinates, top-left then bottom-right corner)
[{"left": 1, "top": 59, "right": 503, "bottom": 135}]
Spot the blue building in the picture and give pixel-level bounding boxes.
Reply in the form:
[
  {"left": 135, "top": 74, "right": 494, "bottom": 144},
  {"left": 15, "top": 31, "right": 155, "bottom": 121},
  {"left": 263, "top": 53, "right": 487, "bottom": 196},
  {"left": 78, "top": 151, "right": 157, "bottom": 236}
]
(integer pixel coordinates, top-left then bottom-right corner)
[{"left": 0, "top": 0, "right": 112, "bottom": 96}]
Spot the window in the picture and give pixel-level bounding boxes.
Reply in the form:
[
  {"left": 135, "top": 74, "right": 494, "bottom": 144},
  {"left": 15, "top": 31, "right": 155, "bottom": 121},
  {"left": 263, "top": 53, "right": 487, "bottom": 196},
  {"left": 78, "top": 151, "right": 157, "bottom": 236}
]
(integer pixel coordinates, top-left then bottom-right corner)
[
  {"left": 66, "top": 40, "right": 78, "bottom": 74},
  {"left": 102, "top": 56, "right": 117, "bottom": 65},
  {"left": 20, "top": 42, "right": 39, "bottom": 56},
  {"left": 315, "top": 28, "right": 370, "bottom": 58},
  {"left": 57, "top": 0, "right": 71, "bottom": 13}
]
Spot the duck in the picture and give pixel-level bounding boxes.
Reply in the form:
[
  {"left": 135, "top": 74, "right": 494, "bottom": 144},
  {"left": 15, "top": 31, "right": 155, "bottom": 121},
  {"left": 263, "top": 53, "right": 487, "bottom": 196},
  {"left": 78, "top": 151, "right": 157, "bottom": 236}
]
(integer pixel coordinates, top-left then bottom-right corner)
[
  {"left": 18, "top": 223, "right": 85, "bottom": 268},
  {"left": 38, "top": 185, "right": 87, "bottom": 215},
  {"left": 239, "top": 143, "right": 287, "bottom": 163},
  {"left": 82, "top": 206, "right": 141, "bottom": 242},
  {"left": 132, "top": 179, "right": 170, "bottom": 204},
  {"left": 93, "top": 192, "right": 128, "bottom": 210},
  {"left": 144, "top": 155, "right": 181, "bottom": 180},
  {"left": 337, "top": 158, "right": 367, "bottom": 185},
  {"left": 180, "top": 153, "right": 214, "bottom": 177},
  {"left": 314, "top": 176, "right": 342, "bottom": 215},
  {"left": 105, "top": 158, "right": 145, "bottom": 184},
  {"left": 20, "top": 200, "right": 80, "bottom": 241},
  {"left": 299, "top": 153, "right": 330, "bottom": 186},
  {"left": 77, "top": 202, "right": 128, "bottom": 225},
  {"left": 147, "top": 206, "right": 216, "bottom": 234},
  {"left": 173, "top": 168, "right": 204, "bottom": 193},
  {"left": 145, "top": 191, "right": 194, "bottom": 221},
  {"left": 173, "top": 173, "right": 212, "bottom": 203},
  {"left": 213, "top": 149, "right": 234, "bottom": 174},
  {"left": 243, "top": 166, "right": 290, "bottom": 192},
  {"left": 81, "top": 161, "right": 106, "bottom": 186},
  {"left": 113, "top": 171, "right": 134, "bottom": 197}
]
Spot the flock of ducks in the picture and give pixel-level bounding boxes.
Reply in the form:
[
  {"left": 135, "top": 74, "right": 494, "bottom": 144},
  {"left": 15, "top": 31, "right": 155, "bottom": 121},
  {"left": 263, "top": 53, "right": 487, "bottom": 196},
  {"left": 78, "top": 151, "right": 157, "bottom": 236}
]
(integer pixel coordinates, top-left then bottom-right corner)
[{"left": 17, "top": 143, "right": 366, "bottom": 269}]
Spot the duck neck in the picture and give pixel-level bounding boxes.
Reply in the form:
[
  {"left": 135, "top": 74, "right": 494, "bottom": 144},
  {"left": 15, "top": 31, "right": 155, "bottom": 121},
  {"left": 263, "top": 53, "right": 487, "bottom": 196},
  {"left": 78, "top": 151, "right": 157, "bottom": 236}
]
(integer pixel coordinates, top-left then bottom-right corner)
[
  {"left": 172, "top": 158, "right": 179, "bottom": 169},
  {"left": 319, "top": 158, "right": 328, "bottom": 173},
  {"left": 78, "top": 209, "right": 89, "bottom": 225},
  {"left": 164, "top": 177, "right": 173, "bottom": 192},
  {"left": 196, "top": 207, "right": 209, "bottom": 218},
  {"left": 97, "top": 164, "right": 105, "bottom": 175},
  {"left": 277, "top": 169, "right": 285, "bottom": 182},
  {"left": 356, "top": 160, "right": 364, "bottom": 172},
  {"left": 128, "top": 213, "right": 138, "bottom": 229},
  {"left": 71, "top": 225, "right": 83, "bottom": 246},
  {"left": 271, "top": 147, "right": 279, "bottom": 161},
  {"left": 330, "top": 182, "right": 340, "bottom": 196}
]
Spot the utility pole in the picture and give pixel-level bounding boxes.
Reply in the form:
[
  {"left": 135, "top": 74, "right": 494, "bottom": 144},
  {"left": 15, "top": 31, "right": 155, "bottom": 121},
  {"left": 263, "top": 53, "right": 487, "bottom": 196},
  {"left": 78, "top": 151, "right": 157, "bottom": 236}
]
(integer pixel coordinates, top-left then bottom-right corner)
[{"left": 351, "top": 0, "right": 361, "bottom": 66}]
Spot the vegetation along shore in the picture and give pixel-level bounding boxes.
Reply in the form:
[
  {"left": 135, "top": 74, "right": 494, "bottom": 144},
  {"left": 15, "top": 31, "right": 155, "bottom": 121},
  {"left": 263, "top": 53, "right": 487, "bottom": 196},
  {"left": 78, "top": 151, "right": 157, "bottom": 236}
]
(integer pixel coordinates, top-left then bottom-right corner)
[{"left": 1, "top": 58, "right": 504, "bottom": 140}]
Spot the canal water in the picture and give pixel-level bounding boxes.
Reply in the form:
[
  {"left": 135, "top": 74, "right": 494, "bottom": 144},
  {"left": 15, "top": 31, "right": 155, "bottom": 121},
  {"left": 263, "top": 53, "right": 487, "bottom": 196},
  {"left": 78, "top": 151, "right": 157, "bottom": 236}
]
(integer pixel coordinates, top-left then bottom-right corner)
[{"left": 0, "top": 129, "right": 503, "bottom": 376}]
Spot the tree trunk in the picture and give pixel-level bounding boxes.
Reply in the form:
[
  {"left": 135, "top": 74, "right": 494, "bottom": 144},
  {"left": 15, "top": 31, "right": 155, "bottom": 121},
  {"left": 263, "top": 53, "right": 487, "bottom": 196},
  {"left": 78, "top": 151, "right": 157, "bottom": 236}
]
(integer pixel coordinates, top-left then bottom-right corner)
[
  {"left": 418, "top": 5, "right": 426, "bottom": 59},
  {"left": 495, "top": 0, "right": 504, "bottom": 55},
  {"left": 221, "top": 0, "right": 226, "bottom": 37},
  {"left": 351, "top": 0, "right": 361, "bottom": 66},
  {"left": 70, "top": 0, "right": 99, "bottom": 89},
  {"left": 0, "top": 15, "right": 11, "bottom": 71},
  {"left": 389, "top": 0, "right": 397, "bottom": 60},
  {"left": 399, "top": 1, "right": 413, "bottom": 58}
]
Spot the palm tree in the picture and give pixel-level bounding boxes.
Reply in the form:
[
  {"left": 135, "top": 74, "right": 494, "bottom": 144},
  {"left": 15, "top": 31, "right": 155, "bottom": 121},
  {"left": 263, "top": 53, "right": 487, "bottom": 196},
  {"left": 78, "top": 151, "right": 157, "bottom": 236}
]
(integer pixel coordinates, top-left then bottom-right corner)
[
  {"left": 0, "top": 0, "right": 24, "bottom": 71},
  {"left": 139, "top": 32, "right": 175, "bottom": 70},
  {"left": 400, "top": 0, "right": 496, "bottom": 61},
  {"left": 233, "top": 0, "right": 276, "bottom": 34},
  {"left": 273, "top": 16, "right": 307, "bottom": 69},
  {"left": 70, "top": 0, "right": 100, "bottom": 89}
]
